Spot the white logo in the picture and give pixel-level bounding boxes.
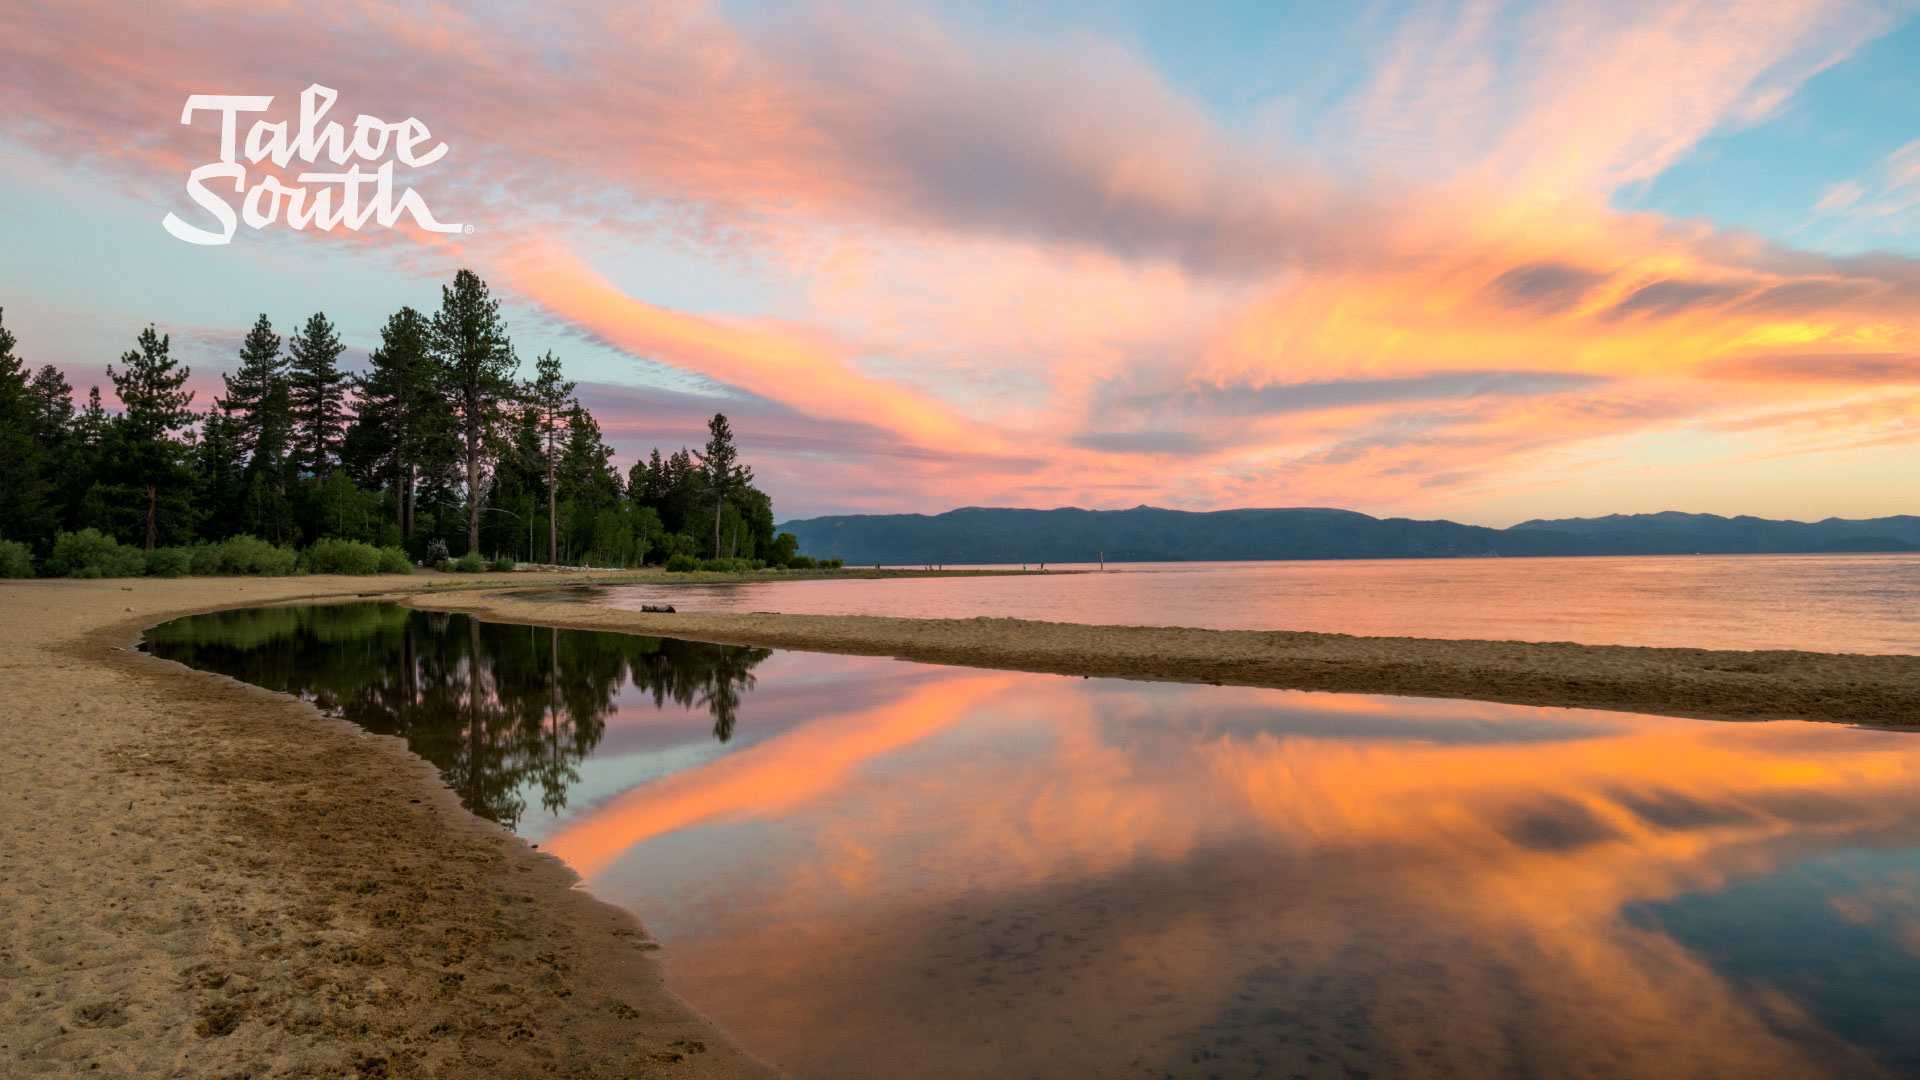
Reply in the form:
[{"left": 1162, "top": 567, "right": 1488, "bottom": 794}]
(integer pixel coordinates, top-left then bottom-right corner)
[{"left": 162, "top": 84, "right": 467, "bottom": 245}]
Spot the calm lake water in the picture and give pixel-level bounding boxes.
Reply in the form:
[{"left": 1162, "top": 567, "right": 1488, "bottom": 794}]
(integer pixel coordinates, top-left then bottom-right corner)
[
  {"left": 560, "top": 553, "right": 1920, "bottom": 654},
  {"left": 144, "top": 604, "right": 1920, "bottom": 1078}
]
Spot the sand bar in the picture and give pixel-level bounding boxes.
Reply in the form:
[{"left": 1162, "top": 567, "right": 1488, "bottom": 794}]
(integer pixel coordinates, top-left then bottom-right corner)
[{"left": 422, "top": 588, "right": 1920, "bottom": 725}]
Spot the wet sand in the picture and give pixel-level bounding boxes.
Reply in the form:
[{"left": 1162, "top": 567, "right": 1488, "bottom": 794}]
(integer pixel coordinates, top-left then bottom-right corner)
[
  {"left": 0, "top": 573, "right": 773, "bottom": 1079},
  {"left": 420, "top": 590, "right": 1920, "bottom": 725},
  {"left": 6, "top": 573, "right": 1917, "bottom": 1077}
]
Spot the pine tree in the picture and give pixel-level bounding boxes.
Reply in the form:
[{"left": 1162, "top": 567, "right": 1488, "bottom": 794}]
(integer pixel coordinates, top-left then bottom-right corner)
[
  {"left": 429, "top": 269, "right": 518, "bottom": 555},
  {"left": 242, "top": 378, "right": 296, "bottom": 542},
  {"left": 27, "top": 364, "right": 74, "bottom": 438},
  {"left": 356, "top": 306, "right": 451, "bottom": 538},
  {"left": 286, "top": 311, "right": 348, "bottom": 476},
  {"left": 74, "top": 385, "right": 109, "bottom": 447},
  {"left": 0, "top": 309, "right": 55, "bottom": 545},
  {"left": 22, "top": 365, "right": 81, "bottom": 534},
  {"left": 194, "top": 404, "right": 244, "bottom": 537},
  {"left": 525, "top": 351, "right": 575, "bottom": 563},
  {"left": 221, "top": 314, "right": 285, "bottom": 463},
  {"left": 107, "top": 325, "right": 195, "bottom": 549},
  {"left": 694, "top": 413, "right": 751, "bottom": 559},
  {"left": 558, "top": 401, "right": 619, "bottom": 507}
]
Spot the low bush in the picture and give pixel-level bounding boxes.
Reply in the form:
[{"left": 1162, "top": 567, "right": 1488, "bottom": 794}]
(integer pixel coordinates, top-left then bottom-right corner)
[
  {"left": 488, "top": 555, "right": 516, "bottom": 572},
  {"left": 303, "top": 537, "right": 385, "bottom": 575},
  {"left": 696, "top": 556, "right": 754, "bottom": 573},
  {"left": 376, "top": 546, "right": 413, "bottom": 574},
  {"left": 451, "top": 551, "right": 487, "bottom": 573},
  {"left": 46, "top": 529, "right": 147, "bottom": 578},
  {"left": 193, "top": 534, "right": 299, "bottom": 576},
  {"left": 144, "top": 546, "right": 194, "bottom": 578},
  {"left": 664, "top": 553, "right": 700, "bottom": 572},
  {"left": 0, "top": 539, "right": 34, "bottom": 578}
]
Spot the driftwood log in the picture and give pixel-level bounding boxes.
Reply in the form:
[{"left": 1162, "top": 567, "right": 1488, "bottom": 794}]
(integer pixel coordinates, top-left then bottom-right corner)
[{"left": 640, "top": 603, "right": 676, "bottom": 614}]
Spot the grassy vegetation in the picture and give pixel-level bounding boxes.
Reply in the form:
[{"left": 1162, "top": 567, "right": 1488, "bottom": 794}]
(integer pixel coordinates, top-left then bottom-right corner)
[
  {"left": 302, "top": 537, "right": 415, "bottom": 576},
  {"left": 19, "top": 529, "right": 424, "bottom": 579},
  {"left": 0, "top": 539, "right": 36, "bottom": 578}
]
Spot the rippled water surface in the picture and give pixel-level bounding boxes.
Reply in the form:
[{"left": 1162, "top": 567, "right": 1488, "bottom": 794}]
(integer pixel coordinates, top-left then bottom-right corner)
[
  {"left": 555, "top": 553, "right": 1920, "bottom": 653},
  {"left": 145, "top": 603, "right": 1920, "bottom": 1077}
]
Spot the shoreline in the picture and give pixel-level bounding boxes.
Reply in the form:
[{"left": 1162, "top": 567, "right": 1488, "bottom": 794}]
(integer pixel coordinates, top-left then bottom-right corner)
[
  {"left": 1, "top": 573, "right": 775, "bottom": 1079},
  {"left": 7, "top": 570, "right": 1917, "bottom": 1074},
  {"left": 417, "top": 589, "right": 1920, "bottom": 726}
]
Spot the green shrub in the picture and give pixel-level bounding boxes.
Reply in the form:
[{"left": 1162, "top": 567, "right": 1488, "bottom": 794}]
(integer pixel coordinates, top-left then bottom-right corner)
[
  {"left": 376, "top": 546, "right": 413, "bottom": 574},
  {"left": 46, "top": 529, "right": 147, "bottom": 578},
  {"left": 488, "top": 555, "right": 516, "bottom": 572},
  {"left": 0, "top": 539, "right": 34, "bottom": 578},
  {"left": 433, "top": 558, "right": 455, "bottom": 573},
  {"left": 451, "top": 551, "right": 487, "bottom": 573},
  {"left": 144, "top": 546, "right": 194, "bottom": 578},
  {"left": 303, "top": 537, "right": 384, "bottom": 575},
  {"left": 665, "top": 553, "right": 700, "bottom": 572},
  {"left": 188, "top": 544, "right": 222, "bottom": 576},
  {"left": 696, "top": 557, "right": 753, "bottom": 573},
  {"left": 195, "top": 534, "right": 299, "bottom": 576}
]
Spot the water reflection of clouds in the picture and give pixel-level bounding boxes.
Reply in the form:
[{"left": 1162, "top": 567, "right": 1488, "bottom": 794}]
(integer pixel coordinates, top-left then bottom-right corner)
[{"left": 550, "top": 664, "right": 1920, "bottom": 1078}]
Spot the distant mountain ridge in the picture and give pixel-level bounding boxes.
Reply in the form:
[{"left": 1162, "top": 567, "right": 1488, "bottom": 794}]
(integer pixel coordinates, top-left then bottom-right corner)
[{"left": 779, "top": 506, "right": 1920, "bottom": 565}]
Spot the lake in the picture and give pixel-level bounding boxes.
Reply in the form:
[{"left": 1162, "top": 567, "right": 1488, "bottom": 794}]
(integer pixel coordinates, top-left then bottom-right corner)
[
  {"left": 143, "top": 604, "right": 1920, "bottom": 1077},
  {"left": 552, "top": 553, "right": 1920, "bottom": 653}
]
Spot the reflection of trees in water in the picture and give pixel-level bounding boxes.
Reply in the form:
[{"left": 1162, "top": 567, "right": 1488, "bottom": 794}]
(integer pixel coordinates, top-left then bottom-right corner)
[{"left": 143, "top": 603, "right": 771, "bottom": 828}]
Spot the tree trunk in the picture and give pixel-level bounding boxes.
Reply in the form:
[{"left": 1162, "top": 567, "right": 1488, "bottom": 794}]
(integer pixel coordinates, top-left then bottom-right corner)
[
  {"left": 547, "top": 450, "right": 557, "bottom": 566},
  {"left": 712, "top": 498, "right": 723, "bottom": 559},
  {"left": 401, "top": 460, "right": 415, "bottom": 537},
  {"left": 465, "top": 426, "right": 481, "bottom": 555},
  {"left": 145, "top": 483, "right": 158, "bottom": 551}
]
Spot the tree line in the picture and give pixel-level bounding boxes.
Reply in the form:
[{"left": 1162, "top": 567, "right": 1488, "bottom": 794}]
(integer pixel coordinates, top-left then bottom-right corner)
[{"left": 0, "top": 269, "right": 830, "bottom": 573}]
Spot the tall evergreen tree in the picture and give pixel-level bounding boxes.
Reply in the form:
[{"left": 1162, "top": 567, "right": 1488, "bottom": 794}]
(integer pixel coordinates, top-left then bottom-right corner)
[
  {"left": 286, "top": 311, "right": 348, "bottom": 475},
  {"left": 525, "top": 350, "right": 575, "bottom": 564},
  {"left": 27, "top": 364, "right": 74, "bottom": 439},
  {"left": 558, "top": 401, "right": 619, "bottom": 506},
  {"left": 429, "top": 269, "right": 518, "bottom": 555},
  {"left": 106, "top": 325, "right": 195, "bottom": 549},
  {"left": 194, "top": 404, "right": 244, "bottom": 536},
  {"left": 356, "top": 306, "right": 452, "bottom": 539},
  {"left": 694, "top": 413, "right": 751, "bottom": 558},
  {"left": 0, "top": 309, "right": 55, "bottom": 544},
  {"left": 625, "top": 448, "right": 666, "bottom": 507},
  {"left": 74, "top": 385, "right": 109, "bottom": 447},
  {"left": 221, "top": 314, "right": 285, "bottom": 463},
  {"left": 24, "top": 364, "right": 80, "bottom": 534},
  {"left": 242, "top": 379, "right": 296, "bottom": 542}
]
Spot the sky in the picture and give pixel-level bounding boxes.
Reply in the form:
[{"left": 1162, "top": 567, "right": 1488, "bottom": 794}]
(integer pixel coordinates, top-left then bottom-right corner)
[{"left": 2, "top": 0, "right": 1919, "bottom": 525}]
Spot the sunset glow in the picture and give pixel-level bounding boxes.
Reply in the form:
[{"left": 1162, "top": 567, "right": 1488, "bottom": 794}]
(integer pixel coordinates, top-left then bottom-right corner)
[{"left": 4, "top": 0, "right": 1918, "bottom": 521}]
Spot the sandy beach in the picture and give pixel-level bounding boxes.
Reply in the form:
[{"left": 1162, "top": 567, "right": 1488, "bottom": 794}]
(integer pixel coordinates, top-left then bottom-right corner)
[
  {"left": 5, "top": 572, "right": 1918, "bottom": 1077},
  {"left": 0, "top": 573, "right": 771, "bottom": 1079}
]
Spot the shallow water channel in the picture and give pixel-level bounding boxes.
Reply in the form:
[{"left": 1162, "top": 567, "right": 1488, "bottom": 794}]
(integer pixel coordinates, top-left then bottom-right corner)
[{"left": 143, "top": 602, "right": 1920, "bottom": 1078}]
